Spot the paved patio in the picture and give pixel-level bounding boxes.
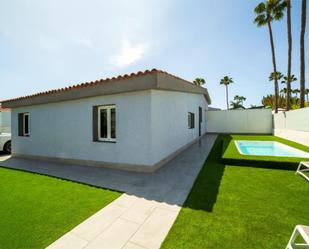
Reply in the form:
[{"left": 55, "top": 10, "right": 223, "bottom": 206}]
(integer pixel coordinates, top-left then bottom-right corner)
[{"left": 0, "top": 134, "right": 217, "bottom": 248}]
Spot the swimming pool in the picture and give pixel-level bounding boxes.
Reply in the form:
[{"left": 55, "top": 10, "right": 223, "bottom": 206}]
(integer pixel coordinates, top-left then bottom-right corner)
[{"left": 235, "top": 140, "right": 309, "bottom": 158}]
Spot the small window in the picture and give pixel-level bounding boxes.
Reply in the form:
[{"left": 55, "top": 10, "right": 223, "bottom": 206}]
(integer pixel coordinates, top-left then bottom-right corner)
[
  {"left": 18, "top": 113, "right": 30, "bottom": 136},
  {"left": 96, "top": 105, "right": 116, "bottom": 142},
  {"left": 188, "top": 112, "right": 195, "bottom": 129}
]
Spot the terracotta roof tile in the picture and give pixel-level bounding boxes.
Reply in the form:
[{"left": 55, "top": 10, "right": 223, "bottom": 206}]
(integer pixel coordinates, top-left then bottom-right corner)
[{"left": 1, "top": 68, "right": 207, "bottom": 104}]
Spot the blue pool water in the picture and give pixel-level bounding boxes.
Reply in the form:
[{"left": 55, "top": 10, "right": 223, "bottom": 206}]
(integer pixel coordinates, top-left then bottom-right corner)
[{"left": 235, "top": 140, "right": 309, "bottom": 158}]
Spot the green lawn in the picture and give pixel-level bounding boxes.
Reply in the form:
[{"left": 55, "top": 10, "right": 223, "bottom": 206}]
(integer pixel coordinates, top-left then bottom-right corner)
[
  {"left": 161, "top": 135, "right": 309, "bottom": 249},
  {"left": 0, "top": 167, "right": 121, "bottom": 249},
  {"left": 222, "top": 134, "right": 309, "bottom": 169}
]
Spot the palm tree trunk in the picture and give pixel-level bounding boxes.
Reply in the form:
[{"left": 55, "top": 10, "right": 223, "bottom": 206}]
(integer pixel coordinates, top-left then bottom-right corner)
[
  {"left": 226, "top": 85, "right": 229, "bottom": 110},
  {"left": 300, "top": 0, "right": 307, "bottom": 108},
  {"left": 267, "top": 19, "right": 279, "bottom": 113},
  {"left": 286, "top": 0, "right": 292, "bottom": 111}
]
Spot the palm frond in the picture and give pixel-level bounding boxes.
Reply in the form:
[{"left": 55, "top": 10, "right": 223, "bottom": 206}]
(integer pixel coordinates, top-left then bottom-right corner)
[
  {"left": 269, "top": 71, "right": 283, "bottom": 81},
  {"left": 254, "top": 2, "right": 266, "bottom": 14},
  {"left": 254, "top": 14, "right": 267, "bottom": 26}
]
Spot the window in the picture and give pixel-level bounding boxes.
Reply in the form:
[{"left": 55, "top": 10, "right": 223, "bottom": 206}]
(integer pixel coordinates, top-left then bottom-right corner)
[
  {"left": 93, "top": 105, "right": 116, "bottom": 142},
  {"left": 18, "top": 113, "right": 30, "bottom": 136},
  {"left": 188, "top": 112, "right": 195, "bottom": 129}
]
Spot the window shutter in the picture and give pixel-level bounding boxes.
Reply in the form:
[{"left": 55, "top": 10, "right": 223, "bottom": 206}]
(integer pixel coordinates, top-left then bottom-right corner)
[
  {"left": 92, "top": 106, "right": 98, "bottom": 141},
  {"left": 18, "top": 113, "right": 23, "bottom": 136}
]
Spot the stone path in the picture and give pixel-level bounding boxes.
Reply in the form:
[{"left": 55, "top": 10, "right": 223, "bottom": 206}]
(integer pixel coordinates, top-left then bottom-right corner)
[
  {"left": 0, "top": 134, "right": 217, "bottom": 249},
  {"left": 47, "top": 194, "right": 180, "bottom": 249}
]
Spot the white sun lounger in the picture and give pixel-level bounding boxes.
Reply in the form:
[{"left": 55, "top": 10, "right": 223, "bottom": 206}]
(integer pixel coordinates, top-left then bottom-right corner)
[
  {"left": 296, "top": 162, "right": 309, "bottom": 182},
  {"left": 286, "top": 225, "right": 309, "bottom": 249}
]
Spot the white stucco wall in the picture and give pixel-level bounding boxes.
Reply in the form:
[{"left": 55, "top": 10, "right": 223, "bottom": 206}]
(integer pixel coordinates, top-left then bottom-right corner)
[
  {"left": 205, "top": 109, "right": 273, "bottom": 134},
  {"left": 150, "top": 90, "right": 208, "bottom": 164},
  {"left": 12, "top": 90, "right": 152, "bottom": 166},
  {"left": 11, "top": 89, "right": 208, "bottom": 168},
  {"left": 0, "top": 111, "right": 11, "bottom": 133},
  {"left": 274, "top": 107, "right": 309, "bottom": 146}
]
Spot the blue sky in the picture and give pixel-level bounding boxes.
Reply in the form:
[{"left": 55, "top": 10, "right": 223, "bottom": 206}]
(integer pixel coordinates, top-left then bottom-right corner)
[{"left": 0, "top": 0, "right": 308, "bottom": 109}]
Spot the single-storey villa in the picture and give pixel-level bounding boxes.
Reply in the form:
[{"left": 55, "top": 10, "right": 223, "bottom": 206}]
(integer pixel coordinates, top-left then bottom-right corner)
[{"left": 1, "top": 69, "right": 211, "bottom": 172}]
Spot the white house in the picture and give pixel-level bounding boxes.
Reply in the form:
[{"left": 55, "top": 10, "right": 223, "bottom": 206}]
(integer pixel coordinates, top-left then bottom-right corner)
[{"left": 1, "top": 69, "right": 211, "bottom": 172}]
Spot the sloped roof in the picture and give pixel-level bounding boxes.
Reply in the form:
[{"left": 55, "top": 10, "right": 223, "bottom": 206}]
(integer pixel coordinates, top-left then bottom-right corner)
[
  {"left": 1, "top": 69, "right": 211, "bottom": 108},
  {"left": 0, "top": 104, "right": 10, "bottom": 112}
]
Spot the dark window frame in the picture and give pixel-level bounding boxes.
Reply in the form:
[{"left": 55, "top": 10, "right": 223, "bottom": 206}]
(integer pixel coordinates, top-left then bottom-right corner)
[
  {"left": 18, "top": 112, "right": 30, "bottom": 137},
  {"left": 93, "top": 105, "right": 116, "bottom": 143},
  {"left": 188, "top": 112, "right": 195, "bottom": 129}
]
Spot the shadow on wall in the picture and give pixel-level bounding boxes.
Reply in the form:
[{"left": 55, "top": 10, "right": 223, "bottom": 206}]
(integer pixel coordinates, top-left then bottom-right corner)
[{"left": 183, "top": 136, "right": 230, "bottom": 212}]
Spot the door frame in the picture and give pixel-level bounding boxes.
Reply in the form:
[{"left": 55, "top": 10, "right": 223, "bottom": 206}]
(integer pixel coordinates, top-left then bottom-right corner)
[{"left": 198, "top": 106, "right": 202, "bottom": 136}]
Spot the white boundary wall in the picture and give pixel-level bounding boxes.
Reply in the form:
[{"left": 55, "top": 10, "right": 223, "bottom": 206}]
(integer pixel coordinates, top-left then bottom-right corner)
[
  {"left": 274, "top": 107, "right": 309, "bottom": 146},
  {"left": 206, "top": 109, "right": 272, "bottom": 134}
]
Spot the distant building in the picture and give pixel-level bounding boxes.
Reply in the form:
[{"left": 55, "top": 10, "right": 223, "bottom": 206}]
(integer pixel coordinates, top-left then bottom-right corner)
[{"left": 208, "top": 107, "right": 221, "bottom": 111}]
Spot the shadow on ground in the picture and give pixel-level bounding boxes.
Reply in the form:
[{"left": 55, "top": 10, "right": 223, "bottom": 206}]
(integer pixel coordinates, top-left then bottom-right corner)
[
  {"left": 183, "top": 138, "right": 226, "bottom": 212},
  {"left": 0, "top": 135, "right": 218, "bottom": 209}
]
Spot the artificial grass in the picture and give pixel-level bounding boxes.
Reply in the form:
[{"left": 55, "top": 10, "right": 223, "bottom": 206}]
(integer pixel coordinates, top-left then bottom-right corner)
[
  {"left": 0, "top": 167, "right": 121, "bottom": 249},
  {"left": 161, "top": 135, "right": 309, "bottom": 249},
  {"left": 222, "top": 134, "right": 309, "bottom": 170}
]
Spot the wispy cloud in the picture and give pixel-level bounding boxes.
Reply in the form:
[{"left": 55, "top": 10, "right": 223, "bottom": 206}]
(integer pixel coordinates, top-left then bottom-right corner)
[{"left": 110, "top": 39, "right": 148, "bottom": 68}]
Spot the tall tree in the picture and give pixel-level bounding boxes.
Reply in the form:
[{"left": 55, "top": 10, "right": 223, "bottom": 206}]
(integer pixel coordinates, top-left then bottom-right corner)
[
  {"left": 193, "top": 78, "right": 206, "bottom": 86},
  {"left": 286, "top": 0, "right": 292, "bottom": 110},
  {"left": 234, "top": 95, "right": 247, "bottom": 105},
  {"left": 292, "top": 88, "right": 300, "bottom": 98},
  {"left": 281, "top": 74, "right": 297, "bottom": 84},
  {"left": 230, "top": 101, "right": 245, "bottom": 110},
  {"left": 281, "top": 74, "right": 297, "bottom": 102},
  {"left": 254, "top": 0, "right": 286, "bottom": 113},
  {"left": 305, "top": 88, "right": 309, "bottom": 101},
  {"left": 280, "top": 87, "right": 288, "bottom": 95},
  {"left": 269, "top": 71, "right": 284, "bottom": 81},
  {"left": 220, "top": 76, "right": 234, "bottom": 110},
  {"left": 262, "top": 94, "right": 286, "bottom": 108},
  {"left": 300, "top": 0, "right": 307, "bottom": 107}
]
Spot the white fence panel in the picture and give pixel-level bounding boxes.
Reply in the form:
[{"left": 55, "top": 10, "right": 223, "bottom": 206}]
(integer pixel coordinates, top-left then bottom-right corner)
[
  {"left": 206, "top": 109, "right": 273, "bottom": 134},
  {"left": 274, "top": 107, "right": 309, "bottom": 146}
]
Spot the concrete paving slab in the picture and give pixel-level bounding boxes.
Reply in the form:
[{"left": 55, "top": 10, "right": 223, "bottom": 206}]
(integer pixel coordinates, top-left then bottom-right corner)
[
  {"left": 120, "top": 198, "right": 157, "bottom": 224},
  {"left": 84, "top": 218, "right": 139, "bottom": 249},
  {"left": 46, "top": 232, "right": 88, "bottom": 249},
  {"left": 130, "top": 207, "right": 180, "bottom": 249},
  {"left": 0, "top": 134, "right": 217, "bottom": 249},
  {"left": 70, "top": 202, "right": 128, "bottom": 241},
  {"left": 122, "top": 242, "right": 147, "bottom": 249}
]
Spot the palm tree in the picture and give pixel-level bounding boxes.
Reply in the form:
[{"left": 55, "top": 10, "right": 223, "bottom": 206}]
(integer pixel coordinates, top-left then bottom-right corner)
[
  {"left": 305, "top": 88, "right": 309, "bottom": 101},
  {"left": 269, "top": 71, "right": 284, "bottom": 81},
  {"left": 220, "top": 76, "right": 234, "bottom": 110},
  {"left": 254, "top": 0, "right": 286, "bottom": 113},
  {"left": 234, "top": 95, "right": 247, "bottom": 105},
  {"left": 292, "top": 88, "right": 300, "bottom": 98},
  {"left": 193, "top": 78, "right": 206, "bottom": 86},
  {"left": 286, "top": 0, "right": 292, "bottom": 111},
  {"left": 281, "top": 74, "right": 297, "bottom": 103},
  {"left": 281, "top": 74, "right": 297, "bottom": 84},
  {"left": 300, "top": 0, "right": 307, "bottom": 107},
  {"left": 262, "top": 94, "right": 286, "bottom": 108},
  {"left": 280, "top": 87, "right": 288, "bottom": 95},
  {"left": 230, "top": 101, "right": 245, "bottom": 110}
]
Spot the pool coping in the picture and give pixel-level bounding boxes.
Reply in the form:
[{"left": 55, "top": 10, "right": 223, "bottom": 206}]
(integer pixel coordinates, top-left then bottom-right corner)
[{"left": 234, "top": 140, "right": 309, "bottom": 159}]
